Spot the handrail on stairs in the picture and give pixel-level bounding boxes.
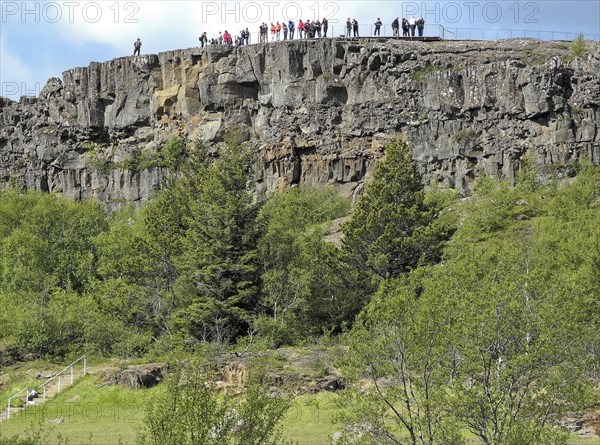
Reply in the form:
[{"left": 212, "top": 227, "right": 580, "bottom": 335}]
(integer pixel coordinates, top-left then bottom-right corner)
[
  {"left": 38, "top": 355, "right": 87, "bottom": 401},
  {"left": 4, "top": 354, "right": 86, "bottom": 420},
  {"left": 6, "top": 386, "right": 29, "bottom": 420}
]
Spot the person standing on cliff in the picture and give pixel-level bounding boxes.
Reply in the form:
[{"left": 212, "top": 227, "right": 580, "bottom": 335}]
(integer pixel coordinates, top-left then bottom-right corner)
[
  {"left": 133, "top": 38, "right": 142, "bottom": 56},
  {"left": 199, "top": 32, "right": 208, "bottom": 48},
  {"left": 408, "top": 16, "right": 416, "bottom": 36},
  {"left": 223, "top": 30, "right": 233, "bottom": 45},
  {"left": 346, "top": 18, "right": 352, "bottom": 37},
  {"left": 392, "top": 17, "right": 399, "bottom": 36},
  {"left": 352, "top": 18, "right": 359, "bottom": 37},
  {"left": 322, "top": 17, "right": 328, "bottom": 37},
  {"left": 374, "top": 18, "right": 382, "bottom": 36},
  {"left": 283, "top": 22, "right": 288, "bottom": 40},
  {"left": 288, "top": 20, "right": 295, "bottom": 39},
  {"left": 315, "top": 19, "right": 322, "bottom": 38},
  {"left": 402, "top": 18, "right": 410, "bottom": 36},
  {"left": 416, "top": 17, "right": 425, "bottom": 36}
]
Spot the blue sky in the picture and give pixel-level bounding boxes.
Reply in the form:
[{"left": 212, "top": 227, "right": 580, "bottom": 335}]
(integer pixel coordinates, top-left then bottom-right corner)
[{"left": 1, "top": 0, "right": 599, "bottom": 100}]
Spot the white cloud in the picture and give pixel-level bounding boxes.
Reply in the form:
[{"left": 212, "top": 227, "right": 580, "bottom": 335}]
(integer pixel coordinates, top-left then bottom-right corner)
[
  {"left": 49, "top": 1, "right": 395, "bottom": 52},
  {"left": 0, "top": 37, "right": 43, "bottom": 99}
]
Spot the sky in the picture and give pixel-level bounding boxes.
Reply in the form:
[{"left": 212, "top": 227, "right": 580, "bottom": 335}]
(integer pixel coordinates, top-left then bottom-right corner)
[{"left": 1, "top": 0, "right": 599, "bottom": 100}]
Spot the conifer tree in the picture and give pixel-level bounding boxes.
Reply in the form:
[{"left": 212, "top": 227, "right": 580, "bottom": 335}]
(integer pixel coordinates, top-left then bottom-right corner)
[{"left": 342, "top": 139, "right": 450, "bottom": 281}]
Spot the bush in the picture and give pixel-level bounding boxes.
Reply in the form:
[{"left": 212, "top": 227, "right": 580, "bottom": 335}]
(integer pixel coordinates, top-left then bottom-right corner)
[
  {"left": 571, "top": 33, "right": 588, "bottom": 57},
  {"left": 139, "top": 359, "right": 292, "bottom": 445},
  {"left": 252, "top": 314, "right": 300, "bottom": 349}
]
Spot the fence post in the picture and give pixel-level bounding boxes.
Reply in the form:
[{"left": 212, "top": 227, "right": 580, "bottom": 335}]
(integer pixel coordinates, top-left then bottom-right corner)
[
  {"left": 7, "top": 399, "right": 10, "bottom": 420},
  {"left": 43, "top": 384, "right": 46, "bottom": 402},
  {"left": 84, "top": 355, "right": 87, "bottom": 376},
  {"left": 58, "top": 375, "right": 61, "bottom": 394},
  {"left": 71, "top": 365, "right": 74, "bottom": 385}
]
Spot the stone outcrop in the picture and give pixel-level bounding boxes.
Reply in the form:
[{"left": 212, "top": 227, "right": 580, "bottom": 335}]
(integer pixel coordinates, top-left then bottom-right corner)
[
  {"left": 109, "top": 364, "right": 164, "bottom": 389},
  {"left": 1, "top": 38, "right": 599, "bottom": 207}
]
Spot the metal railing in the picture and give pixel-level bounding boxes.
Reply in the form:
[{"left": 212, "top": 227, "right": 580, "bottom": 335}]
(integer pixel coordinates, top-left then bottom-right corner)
[
  {"left": 3, "top": 355, "right": 86, "bottom": 421},
  {"left": 229, "top": 23, "right": 448, "bottom": 43},
  {"left": 443, "top": 27, "right": 600, "bottom": 42},
  {"left": 205, "top": 23, "right": 598, "bottom": 46},
  {"left": 38, "top": 355, "right": 87, "bottom": 402},
  {"left": 6, "top": 386, "right": 30, "bottom": 420}
]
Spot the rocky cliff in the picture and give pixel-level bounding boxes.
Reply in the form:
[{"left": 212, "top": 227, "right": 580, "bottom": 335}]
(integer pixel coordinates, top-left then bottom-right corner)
[{"left": 1, "top": 37, "right": 599, "bottom": 207}]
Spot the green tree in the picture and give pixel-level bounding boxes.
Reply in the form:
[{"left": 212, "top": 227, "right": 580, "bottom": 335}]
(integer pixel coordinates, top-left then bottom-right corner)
[
  {"left": 340, "top": 169, "right": 600, "bottom": 445},
  {"left": 92, "top": 205, "right": 176, "bottom": 335},
  {"left": 0, "top": 191, "right": 107, "bottom": 296},
  {"left": 445, "top": 237, "right": 593, "bottom": 445},
  {"left": 256, "top": 187, "right": 350, "bottom": 340},
  {"left": 338, "top": 139, "right": 453, "bottom": 326},
  {"left": 0, "top": 190, "right": 110, "bottom": 357},
  {"left": 339, "top": 273, "right": 462, "bottom": 445},
  {"left": 139, "top": 360, "right": 291, "bottom": 445},
  {"left": 342, "top": 140, "right": 452, "bottom": 282},
  {"left": 139, "top": 140, "right": 262, "bottom": 343}
]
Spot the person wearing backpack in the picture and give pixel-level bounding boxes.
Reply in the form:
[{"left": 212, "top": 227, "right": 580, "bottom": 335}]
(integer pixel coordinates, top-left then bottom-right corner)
[
  {"left": 305, "top": 20, "right": 312, "bottom": 38},
  {"left": 288, "top": 20, "right": 295, "bottom": 39},
  {"left": 133, "top": 38, "right": 142, "bottom": 55},
  {"left": 315, "top": 19, "right": 322, "bottom": 38},
  {"left": 322, "top": 17, "right": 328, "bottom": 37},
  {"left": 199, "top": 32, "right": 207, "bottom": 48}
]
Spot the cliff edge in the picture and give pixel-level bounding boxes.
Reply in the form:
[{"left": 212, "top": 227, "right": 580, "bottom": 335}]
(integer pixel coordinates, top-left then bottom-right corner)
[{"left": 1, "top": 37, "right": 598, "bottom": 206}]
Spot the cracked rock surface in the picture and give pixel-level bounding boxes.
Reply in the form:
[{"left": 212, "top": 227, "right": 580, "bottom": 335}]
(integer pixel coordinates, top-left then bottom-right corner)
[{"left": 1, "top": 38, "right": 598, "bottom": 208}]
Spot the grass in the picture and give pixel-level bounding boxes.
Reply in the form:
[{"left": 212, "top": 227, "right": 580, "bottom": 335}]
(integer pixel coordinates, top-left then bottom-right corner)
[
  {"left": 1, "top": 361, "right": 598, "bottom": 445},
  {"left": 0, "top": 371, "right": 341, "bottom": 445},
  {"left": 0, "top": 375, "right": 150, "bottom": 445},
  {"left": 283, "top": 392, "right": 340, "bottom": 444},
  {"left": 411, "top": 65, "right": 441, "bottom": 82}
]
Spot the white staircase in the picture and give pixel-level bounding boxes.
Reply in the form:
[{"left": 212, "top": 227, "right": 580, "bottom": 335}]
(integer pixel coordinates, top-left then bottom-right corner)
[{"left": 0, "top": 355, "right": 87, "bottom": 422}]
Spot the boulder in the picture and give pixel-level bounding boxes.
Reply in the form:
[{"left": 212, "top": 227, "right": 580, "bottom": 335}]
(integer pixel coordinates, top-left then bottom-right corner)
[{"left": 111, "top": 364, "right": 164, "bottom": 389}]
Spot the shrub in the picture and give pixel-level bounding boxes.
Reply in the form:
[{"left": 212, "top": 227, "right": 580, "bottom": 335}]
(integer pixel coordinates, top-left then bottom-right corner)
[{"left": 571, "top": 33, "right": 587, "bottom": 57}]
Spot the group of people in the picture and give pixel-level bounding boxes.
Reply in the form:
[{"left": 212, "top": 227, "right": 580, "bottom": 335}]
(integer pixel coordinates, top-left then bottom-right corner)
[
  {"left": 199, "top": 29, "right": 251, "bottom": 47},
  {"left": 346, "top": 18, "right": 360, "bottom": 37},
  {"left": 392, "top": 16, "right": 426, "bottom": 37},
  {"left": 131, "top": 13, "right": 428, "bottom": 56},
  {"left": 133, "top": 15, "right": 428, "bottom": 55},
  {"left": 259, "top": 19, "right": 330, "bottom": 42}
]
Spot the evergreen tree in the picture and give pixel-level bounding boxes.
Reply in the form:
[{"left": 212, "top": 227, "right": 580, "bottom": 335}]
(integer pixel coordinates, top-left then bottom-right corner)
[
  {"left": 150, "top": 140, "right": 263, "bottom": 342},
  {"left": 342, "top": 139, "right": 452, "bottom": 284}
]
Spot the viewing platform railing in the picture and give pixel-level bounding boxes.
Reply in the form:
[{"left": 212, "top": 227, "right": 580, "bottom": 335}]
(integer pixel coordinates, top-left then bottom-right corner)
[{"left": 232, "top": 23, "right": 598, "bottom": 45}]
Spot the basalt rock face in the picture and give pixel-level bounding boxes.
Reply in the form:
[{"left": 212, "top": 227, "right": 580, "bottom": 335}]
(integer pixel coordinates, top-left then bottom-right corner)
[{"left": 1, "top": 38, "right": 599, "bottom": 207}]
